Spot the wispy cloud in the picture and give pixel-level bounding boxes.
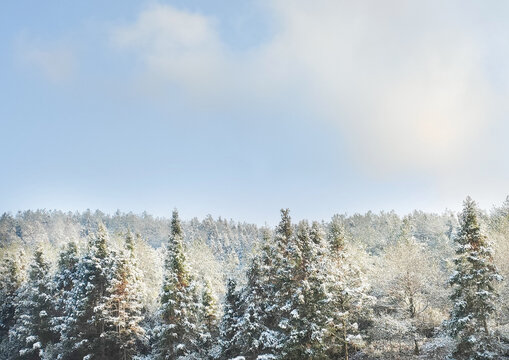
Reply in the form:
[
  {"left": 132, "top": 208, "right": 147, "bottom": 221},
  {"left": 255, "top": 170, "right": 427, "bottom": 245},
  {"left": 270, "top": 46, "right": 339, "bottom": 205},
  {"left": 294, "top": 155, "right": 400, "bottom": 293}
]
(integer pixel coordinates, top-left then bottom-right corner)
[
  {"left": 111, "top": 5, "right": 227, "bottom": 96},
  {"left": 110, "top": 1, "right": 508, "bottom": 181},
  {"left": 16, "top": 37, "right": 76, "bottom": 84}
]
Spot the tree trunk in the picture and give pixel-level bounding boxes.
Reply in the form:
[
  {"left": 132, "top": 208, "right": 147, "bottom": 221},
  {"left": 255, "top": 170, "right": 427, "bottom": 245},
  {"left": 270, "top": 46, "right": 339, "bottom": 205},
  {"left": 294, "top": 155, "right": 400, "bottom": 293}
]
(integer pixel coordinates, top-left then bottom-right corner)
[
  {"left": 343, "top": 317, "right": 349, "bottom": 360},
  {"left": 414, "top": 338, "right": 420, "bottom": 355}
]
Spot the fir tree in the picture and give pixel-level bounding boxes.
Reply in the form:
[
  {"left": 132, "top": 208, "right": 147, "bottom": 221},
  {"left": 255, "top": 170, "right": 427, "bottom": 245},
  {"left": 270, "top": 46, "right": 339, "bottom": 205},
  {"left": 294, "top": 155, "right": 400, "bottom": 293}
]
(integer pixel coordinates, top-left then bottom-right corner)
[
  {"left": 230, "top": 225, "right": 283, "bottom": 359},
  {"left": 325, "top": 216, "right": 369, "bottom": 360},
  {"left": 156, "top": 209, "right": 200, "bottom": 359},
  {"left": 235, "top": 253, "right": 273, "bottom": 359},
  {"left": 236, "top": 210, "right": 329, "bottom": 359},
  {"left": 103, "top": 231, "right": 146, "bottom": 360},
  {"left": 283, "top": 220, "right": 330, "bottom": 359},
  {"left": 0, "top": 253, "right": 25, "bottom": 343},
  {"left": 197, "top": 280, "right": 219, "bottom": 359},
  {"left": 328, "top": 215, "right": 346, "bottom": 252},
  {"left": 9, "top": 247, "right": 54, "bottom": 360},
  {"left": 265, "top": 209, "right": 296, "bottom": 358},
  {"left": 449, "top": 197, "right": 502, "bottom": 359},
  {"left": 219, "top": 278, "right": 241, "bottom": 359},
  {"left": 51, "top": 242, "right": 80, "bottom": 343},
  {"left": 59, "top": 224, "right": 113, "bottom": 360}
]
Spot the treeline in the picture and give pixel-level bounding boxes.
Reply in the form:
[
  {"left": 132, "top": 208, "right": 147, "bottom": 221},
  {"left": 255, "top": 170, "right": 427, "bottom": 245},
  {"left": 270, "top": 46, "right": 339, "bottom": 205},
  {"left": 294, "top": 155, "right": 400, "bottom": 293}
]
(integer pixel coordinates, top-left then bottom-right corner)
[{"left": 1, "top": 198, "right": 509, "bottom": 359}]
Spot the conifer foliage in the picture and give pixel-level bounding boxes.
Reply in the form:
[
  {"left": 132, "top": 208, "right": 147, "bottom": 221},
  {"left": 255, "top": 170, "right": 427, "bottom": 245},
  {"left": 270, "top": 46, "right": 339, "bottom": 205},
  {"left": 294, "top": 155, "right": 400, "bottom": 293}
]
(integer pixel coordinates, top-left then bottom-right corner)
[
  {"left": 156, "top": 209, "right": 201, "bottom": 359},
  {"left": 1, "top": 201, "right": 509, "bottom": 359},
  {"left": 198, "top": 279, "right": 220, "bottom": 357},
  {"left": 103, "top": 231, "right": 146, "bottom": 360},
  {"left": 60, "top": 223, "right": 113, "bottom": 360},
  {"left": 324, "top": 216, "right": 370, "bottom": 360},
  {"left": 9, "top": 247, "right": 54, "bottom": 360},
  {"left": 225, "top": 210, "right": 370, "bottom": 359},
  {"left": 449, "top": 197, "right": 502, "bottom": 359},
  {"left": 52, "top": 241, "right": 79, "bottom": 344},
  {"left": 0, "top": 252, "right": 25, "bottom": 345},
  {"left": 219, "top": 278, "right": 241, "bottom": 359}
]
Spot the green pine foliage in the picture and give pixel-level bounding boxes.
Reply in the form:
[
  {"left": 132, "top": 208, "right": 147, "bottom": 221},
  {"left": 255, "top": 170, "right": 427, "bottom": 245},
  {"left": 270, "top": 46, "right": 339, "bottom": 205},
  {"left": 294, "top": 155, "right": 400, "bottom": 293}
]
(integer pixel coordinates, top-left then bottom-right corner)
[
  {"left": 1, "top": 201, "right": 508, "bottom": 359},
  {"left": 282, "top": 220, "right": 330, "bottom": 359},
  {"left": 51, "top": 241, "right": 79, "bottom": 344},
  {"left": 197, "top": 279, "right": 220, "bottom": 358},
  {"left": 103, "top": 231, "right": 146, "bottom": 360},
  {"left": 219, "top": 278, "right": 242, "bottom": 359},
  {"left": 156, "top": 210, "right": 201, "bottom": 359},
  {"left": 59, "top": 223, "right": 113, "bottom": 360},
  {"left": 9, "top": 247, "right": 54, "bottom": 360},
  {"left": 0, "top": 252, "right": 25, "bottom": 343},
  {"left": 449, "top": 197, "right": 503, "bottom": 359},
  {"left": 324, "top": 216, "right": 371, "bottom": 360}
]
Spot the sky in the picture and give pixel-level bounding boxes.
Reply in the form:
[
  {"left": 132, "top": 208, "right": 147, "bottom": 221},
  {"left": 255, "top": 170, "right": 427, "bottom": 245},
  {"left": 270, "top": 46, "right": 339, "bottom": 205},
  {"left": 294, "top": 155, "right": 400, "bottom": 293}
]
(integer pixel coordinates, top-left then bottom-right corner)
[{"left": 1, "top": 0, "right": 509, "bottom": 224}]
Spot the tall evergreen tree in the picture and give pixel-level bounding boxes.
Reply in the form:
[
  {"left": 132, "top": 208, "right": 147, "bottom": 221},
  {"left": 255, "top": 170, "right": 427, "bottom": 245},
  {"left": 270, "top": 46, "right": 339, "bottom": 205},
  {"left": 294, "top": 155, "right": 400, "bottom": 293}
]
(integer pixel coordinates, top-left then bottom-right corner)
[
  {"left": 60, "top": 224, "right": 113, "bottom": 360},
  {"left": 234, "top": 210, "right": 332, "bottom": 359},
  {"left": 219, "top": 278, "right": 241, "bottom": 359},
  {"left": 229, "top": 225, "right": 283, "bottom": 360},
  {"left": 265, "top": 209, "right": 297, "bottom": 358},
  {"left": 156, "top": 209, "right": 200, "bottom": 359},
  {"left": 234, "top": 252, "right": 273, "bottom": 359},
  {"left": 282, "top": 220, "right": 330, "bottom": 359},
  {"left": 9, "top": 247, "right": 54, "bottom": 360},
  {"left": 449, "top": 197, "right": 502, "bottom": 359},
  {"left": 197, "top": 280, "right": 219, "bottom": 359},
  {"left": 0, "top": 252, "right": 25, "bottom": 343},
  {"left": 52, "top": 242, "right": 80, "bottom": 343},
  {"left": 325, "top": 215, "right": 370, "bottom": 360},
  {"left": 103, "top": 231, "right": 146, "bottom": 360}
]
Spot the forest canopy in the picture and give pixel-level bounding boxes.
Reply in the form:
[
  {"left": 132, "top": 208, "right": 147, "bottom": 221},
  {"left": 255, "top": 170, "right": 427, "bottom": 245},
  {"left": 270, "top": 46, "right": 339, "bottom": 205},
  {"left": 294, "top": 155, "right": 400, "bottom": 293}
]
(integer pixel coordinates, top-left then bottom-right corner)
[{"left": 1, "top": 197, "right": 508, "bottom": 359}]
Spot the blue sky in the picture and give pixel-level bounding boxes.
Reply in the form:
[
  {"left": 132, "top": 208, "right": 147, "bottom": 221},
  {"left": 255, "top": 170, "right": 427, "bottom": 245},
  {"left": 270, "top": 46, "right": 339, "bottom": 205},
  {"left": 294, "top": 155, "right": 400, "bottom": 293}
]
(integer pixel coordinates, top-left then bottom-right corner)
[{"left": 1, "top": 1, "right": 508, "bottom": 224}]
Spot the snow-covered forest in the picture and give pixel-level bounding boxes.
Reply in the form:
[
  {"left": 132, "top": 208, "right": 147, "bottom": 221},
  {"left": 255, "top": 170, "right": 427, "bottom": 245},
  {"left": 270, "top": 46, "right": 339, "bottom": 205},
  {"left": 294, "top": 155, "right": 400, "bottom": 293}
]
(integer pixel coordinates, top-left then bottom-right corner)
[{"left": 1, "top": 197, "right": 508, "bottom": 359}]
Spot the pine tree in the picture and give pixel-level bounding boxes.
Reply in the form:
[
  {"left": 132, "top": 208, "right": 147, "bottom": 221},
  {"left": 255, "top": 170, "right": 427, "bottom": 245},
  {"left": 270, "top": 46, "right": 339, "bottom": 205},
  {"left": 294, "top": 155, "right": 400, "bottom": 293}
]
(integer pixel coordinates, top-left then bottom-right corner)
[
  {"left": 449, "top": 197, "right": 502, "bottom": 359},
  {"left": 52, "top": 242, "right": 80, "bottom": 343},
  {"left": 235, "top": 210, "right": 331, "bottom": 360},
  {"left": 197, "top": 280, "right": 219, "bottom": 359},
  {"left": 60, "top": 223, "right": 113, "bottom": 360},
  {"left": 156, "top": 209, "right": 200, "bottom": 359},
  {"left": 282, "top": 220, "right": 330, "bottom": 359},
  {"left": 0, "top": 252, "right": 25, "bottom": 343},
  {"left": 226, "top": 224, "right": 283, "bottom": 360},
  {"left": 219, "top": 278, "right": 241, "bottom": 359},
  {"left": 9, "top": 247, "right": 54, "bottom": 360},
  {"left": 234, "top": 252, "right": 274, "bottom": 359},
  {"left": 103, "top": 231, "right": 146, "bottom": 360},
  {"left": 325, "top": 215, "right": 370, "bottom": 360},
  {"left": 264, "top": 209, "right": 297, "bottom": 358}
]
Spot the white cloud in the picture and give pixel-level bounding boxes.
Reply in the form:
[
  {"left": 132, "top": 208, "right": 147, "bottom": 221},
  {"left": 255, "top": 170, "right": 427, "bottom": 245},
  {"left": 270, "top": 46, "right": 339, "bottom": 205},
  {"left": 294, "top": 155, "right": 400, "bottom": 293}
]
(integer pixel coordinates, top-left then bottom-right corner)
[
  {"left": 111, "top": 4, "right": 227, "bottom": 96},
  {"left": 17, "top": 37, "right": 76, "bottom": 84},
  {"left": 110, "top": 1, "right": 506, "bottom": 179}
]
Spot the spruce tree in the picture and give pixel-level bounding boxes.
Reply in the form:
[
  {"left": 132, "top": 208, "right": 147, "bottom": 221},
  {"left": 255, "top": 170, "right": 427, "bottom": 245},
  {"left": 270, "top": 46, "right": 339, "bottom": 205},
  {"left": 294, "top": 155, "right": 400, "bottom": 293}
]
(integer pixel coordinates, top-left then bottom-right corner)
[
  {"left": 235, "top": 252, "right": 274, "bottom": 359},
  {"left": 197, "top": 280, "right": 219, "bottom": 358},
  {"left": 449, "top": 197, "right": 502, "bottom": 359},
  {"left": 9, "top": 247, "right": 54, "bottom": 360},
  {"left": 103, "top": 231, "right": 145, "bottom": 360},
  {"left": 283, "top": 220, "right": 330, "bottom": 359},
  {"left": 156, "top": 209, "right": 200, "bottom": 359},
  {"left": 265, "top": 209, "right": 296, "bottom": 358},
  {"left": 52, "top": 242, "right": 79, "bottom": 343},
  {"left": 219, "top": 278, "right": 241, "bottom": 359},
  {"left": 60, "top": 224, "right": 113, "bottom": 360},
  {"left": 236, "top": 210, "right": 329, "bottom": 359},
  {"left": 325, "top": 215, "right": 369, "bottom": 360},
  {"left": 0, "top": 253, "right": 25, "bottom": 343}
]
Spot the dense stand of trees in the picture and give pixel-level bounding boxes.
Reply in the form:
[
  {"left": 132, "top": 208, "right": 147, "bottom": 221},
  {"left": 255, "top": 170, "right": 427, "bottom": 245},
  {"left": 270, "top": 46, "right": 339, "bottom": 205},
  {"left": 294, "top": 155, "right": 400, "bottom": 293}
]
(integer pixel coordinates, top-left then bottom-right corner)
[{"left": 1, "top": 197, "right": 509, "bottom": 359}]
